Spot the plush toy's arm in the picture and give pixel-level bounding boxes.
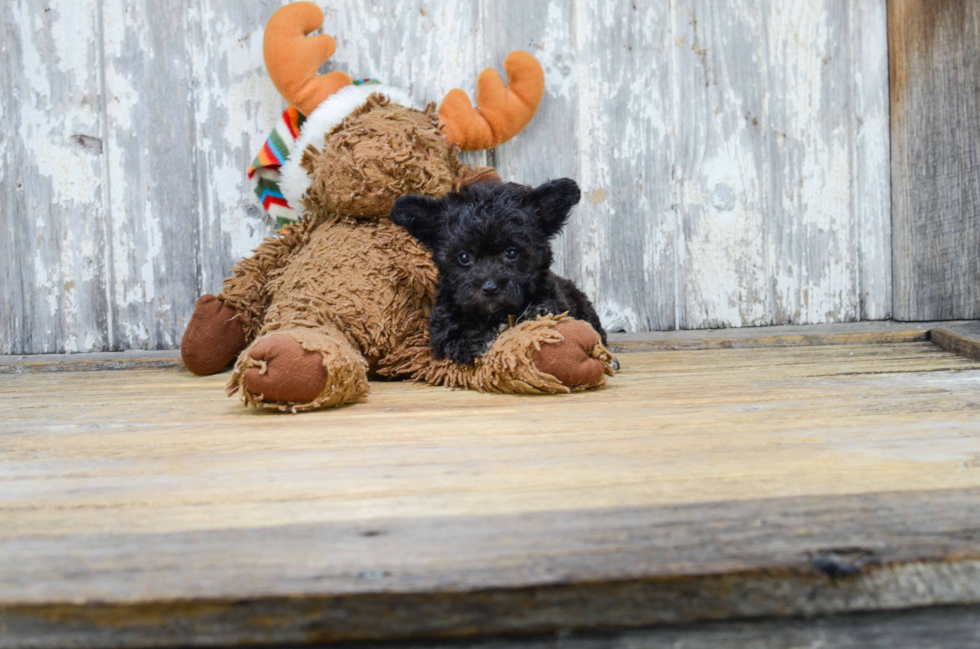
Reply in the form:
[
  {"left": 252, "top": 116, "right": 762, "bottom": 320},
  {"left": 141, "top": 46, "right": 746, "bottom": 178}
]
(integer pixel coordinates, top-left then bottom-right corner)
[
  {"left": 382, "top": 315, "right": 613, "bottom": 394},
  {"left": 217, "top": 217, "right": 317, "bottom": 342}
]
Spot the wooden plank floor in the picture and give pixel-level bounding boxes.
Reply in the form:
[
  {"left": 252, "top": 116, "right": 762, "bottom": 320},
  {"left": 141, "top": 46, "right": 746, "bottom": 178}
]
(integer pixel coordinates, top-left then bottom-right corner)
[{"left": 2, "top": 342, "right": 980, "bottom": 647}]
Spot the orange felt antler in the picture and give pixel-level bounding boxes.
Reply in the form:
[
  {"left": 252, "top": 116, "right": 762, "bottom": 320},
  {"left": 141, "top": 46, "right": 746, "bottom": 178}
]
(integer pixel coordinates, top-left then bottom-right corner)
[
  {"left": 263, "top": 2, "right": 352, "bottom": 116},
  {"left": 439, "top": 51, "right": 545, "bottom": 151}
]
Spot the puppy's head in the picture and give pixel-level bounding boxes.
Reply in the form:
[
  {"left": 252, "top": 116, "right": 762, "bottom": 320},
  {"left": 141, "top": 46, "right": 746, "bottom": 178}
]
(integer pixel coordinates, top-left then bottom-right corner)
[{"left": 391, "top": 179, "right": 581, "bottom": 318}]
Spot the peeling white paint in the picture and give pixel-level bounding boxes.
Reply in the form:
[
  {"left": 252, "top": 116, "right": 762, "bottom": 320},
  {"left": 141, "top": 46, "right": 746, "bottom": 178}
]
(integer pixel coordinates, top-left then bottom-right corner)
[
  {"left": 541, "top": 1, "right": 576, "bottom": 102},
  {"left": 2, "top": 0, "right": 109, "bottom": 354},
  {"left": 599, "top": 302, "right": 641, "bottom": 334}
]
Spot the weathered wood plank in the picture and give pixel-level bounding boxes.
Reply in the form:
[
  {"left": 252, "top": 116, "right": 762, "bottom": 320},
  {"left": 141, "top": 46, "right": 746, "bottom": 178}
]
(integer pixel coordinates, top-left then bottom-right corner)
[
  {"left": 890, "top": 0, "right": 980, "bottom": 321},
  {"left": 2, "top": 319, "right": 977, "bottom": 371},
  {"left": 673, "top": 0, "right": 770, "bottom": 329},
  {"left": 851, "top": 0, "right": 892, "bottom": 320},
  {"left": 101, "top": 0, "right": 202, "bottom": 350},
  {"left": 187, "top": 1, "right": 286, "bottom": 297},
  {"left": 328, "top": 606, "right": 980, "bottom": 649},
  {"left": 0, "top": 349, "right": 183, "bottom": 374},
  {"left": 551, "top": 0, "right": 677, "bottom": 332},
  {"left": 608, "top": 319, "right": 939, "bottom": 352},
  {"left": 329, "top": 1, "right": 484, "bottom": 114},
  {"left": 5, "top": 346, "right": 979, "bottom": 535},
  {"left": 0, "top": 0, "right": 111, "bottom": 355},
  {"left": 2, "top": 490, "right": 980, "bottom": 646},
  {"left": 931, "top": 321, "right": 980, "bottom": 362},
  {"left": 766, "top": 0, "right": 859, "bottom": 324}
]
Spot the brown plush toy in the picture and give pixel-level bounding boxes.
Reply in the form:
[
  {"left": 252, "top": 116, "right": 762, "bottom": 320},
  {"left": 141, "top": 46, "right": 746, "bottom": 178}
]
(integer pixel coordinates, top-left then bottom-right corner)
[{"left": 180, "top": 2, "right": 615, "bottom": 411}]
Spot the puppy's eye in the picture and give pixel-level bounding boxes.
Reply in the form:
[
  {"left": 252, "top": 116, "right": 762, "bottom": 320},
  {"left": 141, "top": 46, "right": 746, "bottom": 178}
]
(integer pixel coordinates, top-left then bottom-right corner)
[
  {"left": 504, "top": 248, "right": 519, "bottom": 261},
  {"left": 458, "top": 251, "right": 473, "bottom": 266}
]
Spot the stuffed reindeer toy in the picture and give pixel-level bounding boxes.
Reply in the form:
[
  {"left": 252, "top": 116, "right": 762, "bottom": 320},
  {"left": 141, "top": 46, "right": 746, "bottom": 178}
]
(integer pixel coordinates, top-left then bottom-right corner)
[{"left": 180, "top": 2, "right": 615, "bottom": 411}]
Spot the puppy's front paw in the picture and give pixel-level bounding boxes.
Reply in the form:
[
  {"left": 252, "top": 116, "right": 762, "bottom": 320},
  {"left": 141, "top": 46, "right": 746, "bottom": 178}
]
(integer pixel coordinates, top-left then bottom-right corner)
[
  {"left": 478, "top": 331, "right": 499, "bottom": 358},
  {"left": 441, "top": 328, "right": 503, "bottom": 366},
  {"left": 449, "top": 350, "right": 477, "bottom": 366},
  {"left": 455, "top": 331, "right": 499, "bottom": 365},
  {"left": 444, "top": 341, "right": 479, "bottom": 366}
]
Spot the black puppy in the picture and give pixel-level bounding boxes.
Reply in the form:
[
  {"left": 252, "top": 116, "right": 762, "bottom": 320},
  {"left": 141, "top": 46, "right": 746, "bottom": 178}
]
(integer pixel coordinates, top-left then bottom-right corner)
[{"left": 390, "top": 179, "right": 606, "bottom": 366}]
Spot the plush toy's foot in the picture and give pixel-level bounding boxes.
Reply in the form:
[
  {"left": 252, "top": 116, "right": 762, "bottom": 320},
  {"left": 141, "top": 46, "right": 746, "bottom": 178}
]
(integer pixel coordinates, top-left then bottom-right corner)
[
  {"left": 181, "top": 294, "right": 246, "bottom": 375},
  {"left": 227, "top": 328, "right": 369, "bottom": 412},
  {"left": 533, "top": 320, "right": 613, "bottom": 388},
  {"left": 241, "top": 335, "right": 329, "bottom": 404}
]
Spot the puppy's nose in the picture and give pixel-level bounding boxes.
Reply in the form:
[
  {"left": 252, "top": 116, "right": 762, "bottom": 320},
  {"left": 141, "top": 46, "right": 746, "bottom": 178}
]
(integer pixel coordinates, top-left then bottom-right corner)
[{"left": 482, "top": 279, "right": 498, "bottom": 295}]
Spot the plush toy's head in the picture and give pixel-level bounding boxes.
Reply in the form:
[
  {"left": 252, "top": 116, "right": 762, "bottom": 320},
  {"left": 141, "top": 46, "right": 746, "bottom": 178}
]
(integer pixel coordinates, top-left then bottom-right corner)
[
  {"left": 299, "top": 96, "right": 460, "bottom": 219},
  {"left": 254, "top": 2, "right": 544, "bottom": 223}
]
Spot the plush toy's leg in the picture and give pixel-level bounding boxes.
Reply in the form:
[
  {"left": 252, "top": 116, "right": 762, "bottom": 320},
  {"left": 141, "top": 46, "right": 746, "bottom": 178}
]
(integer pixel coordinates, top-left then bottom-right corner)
[
  {"left": 181, "top": 294, "right": 247, "bottom": 376},
  {"left": 182, "top": 218, "right": 320, "bottom": 378},
  {"left": 399, "top": 315, "right": 615, "bottom": 394},
  {"left": 227, "top": 326, "right": 369, "bottom": 412},
  {"left": 217, "top": 216, "right": 319, "bottom": 342}
]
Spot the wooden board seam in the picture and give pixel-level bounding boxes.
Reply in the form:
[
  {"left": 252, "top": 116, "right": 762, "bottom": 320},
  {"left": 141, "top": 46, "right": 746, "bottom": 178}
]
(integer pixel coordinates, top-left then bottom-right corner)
[{"left": 3, "top": 320, "right": 979, "bottom": 373}]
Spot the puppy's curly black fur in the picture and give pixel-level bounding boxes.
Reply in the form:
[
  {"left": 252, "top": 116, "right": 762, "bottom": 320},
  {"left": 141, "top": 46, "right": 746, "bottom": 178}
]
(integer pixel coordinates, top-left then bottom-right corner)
[{"left": 390, "top": 179, "right": 606, "bottom": 365}]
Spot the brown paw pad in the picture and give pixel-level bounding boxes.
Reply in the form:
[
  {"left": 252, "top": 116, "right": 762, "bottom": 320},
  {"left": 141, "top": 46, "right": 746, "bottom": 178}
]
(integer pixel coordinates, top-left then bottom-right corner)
[
  {"left": 532, "top": 320, "right": 606, "bottom": 388},
  {"left": 243, "top": 335, "right": 328, "bottom": 403},
  {"left": 181, "top": 295, "right": 246, "bottom": 376}
]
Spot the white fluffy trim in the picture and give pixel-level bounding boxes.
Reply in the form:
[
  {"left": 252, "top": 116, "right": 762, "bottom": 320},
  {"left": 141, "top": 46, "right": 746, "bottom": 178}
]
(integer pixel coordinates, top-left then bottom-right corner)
[{"left": 279, "top": 84, "right": 420, "bottom": 212}]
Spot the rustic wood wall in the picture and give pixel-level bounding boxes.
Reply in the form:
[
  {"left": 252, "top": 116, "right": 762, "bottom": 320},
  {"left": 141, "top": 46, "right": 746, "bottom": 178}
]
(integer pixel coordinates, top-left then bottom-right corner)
[
  {"left": 0, "top": 0, "right": 891, "bottom": 355},
  {"left": 889, "top": 0, "right": 980, "bottom": 322}
]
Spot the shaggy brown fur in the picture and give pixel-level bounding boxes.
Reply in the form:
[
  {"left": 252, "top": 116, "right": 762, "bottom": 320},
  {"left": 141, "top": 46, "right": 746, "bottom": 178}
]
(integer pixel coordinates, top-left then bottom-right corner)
[
  {"left": 301, "top": 99, "right": 459, "bottom": 219},
  {"left": 181, "top": 93, "right": 614, "bottom": 412}
]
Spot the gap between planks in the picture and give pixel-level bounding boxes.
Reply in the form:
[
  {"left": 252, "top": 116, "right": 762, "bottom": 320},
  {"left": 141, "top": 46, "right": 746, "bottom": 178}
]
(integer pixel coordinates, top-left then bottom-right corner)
[{"left": 1, "top": 320, "right": 978, "bottom": 375}]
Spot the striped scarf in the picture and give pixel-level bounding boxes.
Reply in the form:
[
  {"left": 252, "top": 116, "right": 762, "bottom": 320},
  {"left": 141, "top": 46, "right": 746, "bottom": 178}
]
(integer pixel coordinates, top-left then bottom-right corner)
[
  {"left": 248, "top": 79, "right": 380, "bottom": 229},
  {"left": 248, "top": 106, "right": 305, "bottom": 229}
]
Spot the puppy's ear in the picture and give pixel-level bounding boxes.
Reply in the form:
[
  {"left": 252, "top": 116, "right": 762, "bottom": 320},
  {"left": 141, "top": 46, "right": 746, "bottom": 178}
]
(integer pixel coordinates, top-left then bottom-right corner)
[
  {"left": 526, "top": 178, "right": 581, "bottom": 237},
  {"left": 390, "top": 195, "right": 444, "bottom": 249}
]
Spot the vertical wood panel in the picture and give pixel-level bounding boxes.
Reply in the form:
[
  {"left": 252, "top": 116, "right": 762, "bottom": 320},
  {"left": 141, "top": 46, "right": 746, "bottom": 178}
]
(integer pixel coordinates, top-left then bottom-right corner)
[
  {"left": 673, "top": 0, "right": 770, "bottom": 329},
  {"left": 851, "top": 0, "right": 892, "bottom": 320},
  {"left": 331, "top": 1, "right": 484, "bottom": 112},
  {"left": 889, "top": 0, "right": 980, "bottom": 321},
  {"left": 0, "top": 0, "right": 110, "bottom": 355},
  {"left": 765, "top": 0, "right": 858, "bottom": 324},
  {"left": 187, "top": 1, "right": 287, "bottom": 298},
  {"left": 102, "top": 0, "right": 201, "bottom": 349},
  {"left": 566, "top": 0, "right": 677, "bottom": 332}
]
